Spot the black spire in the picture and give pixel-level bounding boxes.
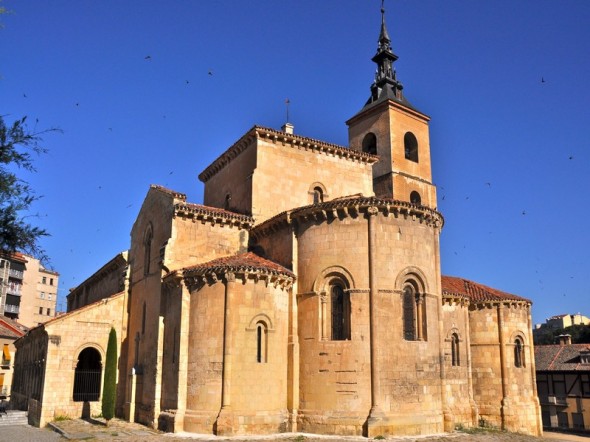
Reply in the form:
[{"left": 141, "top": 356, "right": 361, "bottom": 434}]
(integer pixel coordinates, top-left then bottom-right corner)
[{"left": 367, "top": 0, "right": 405, "bottom": 106}]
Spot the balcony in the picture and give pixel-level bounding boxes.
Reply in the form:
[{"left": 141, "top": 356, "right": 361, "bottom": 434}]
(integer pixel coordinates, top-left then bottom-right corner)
[
  {"left": 5, "top": 286, "right": 21, "bottom": 296},
  {"left": 8, "top": 269, "right": 23, "bottom": 279},
  {"left": 4, "top": 304, "right": 19, "bottom": 314}
]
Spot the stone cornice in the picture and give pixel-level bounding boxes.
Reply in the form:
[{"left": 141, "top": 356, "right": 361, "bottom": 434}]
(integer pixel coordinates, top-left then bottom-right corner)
[
  {"left": 150, "top": 184, "right": 187, "bottom": 201},
  {"left": 250, "top": 196, "right": 443, "bottom": 240},
  {"left": 67, "top": 252, "right": 129, "bottom": 300},
  {"left": 198, "top": 125, "right": 379, "bottom": 183},
  {"left": 174, "top": 202, "right": 254, "bottom": 229},
  {"left": 177, "top": 268, "right": 294, "bottom": 291},
  {"left": 468, "top": 300, "right": 531, "bottom": 310}
]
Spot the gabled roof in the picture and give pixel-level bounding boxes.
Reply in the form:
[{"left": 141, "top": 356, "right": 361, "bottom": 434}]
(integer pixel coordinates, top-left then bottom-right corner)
[
  {"left": 441, "top": 275, "right": 530, "bottom": 303},
  {"left": 535, "top": 344, "right": 590, "bottom": 372},
  {"left": 0, "top": 316, "right": 28, "bottom": 339}
]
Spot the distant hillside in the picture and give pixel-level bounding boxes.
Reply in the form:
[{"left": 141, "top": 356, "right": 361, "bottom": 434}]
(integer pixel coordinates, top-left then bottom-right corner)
[{"left": 533, "top": 323, "right": 590, "bottom": 345}]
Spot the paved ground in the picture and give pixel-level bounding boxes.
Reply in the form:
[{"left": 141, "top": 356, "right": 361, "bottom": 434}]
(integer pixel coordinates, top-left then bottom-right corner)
[{"left": 4, "top": 418, "right": 589, "bottom": 442}]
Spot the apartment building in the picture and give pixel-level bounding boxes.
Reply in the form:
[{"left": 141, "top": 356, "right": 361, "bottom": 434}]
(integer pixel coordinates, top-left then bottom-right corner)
[{"left": 0, "top": 253, "right": 59, "bottom": 328}]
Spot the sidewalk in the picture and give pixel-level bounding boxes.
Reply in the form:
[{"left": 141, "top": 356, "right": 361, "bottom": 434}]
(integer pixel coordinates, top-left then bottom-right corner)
[{"left": 46, "top": 418, "right": 590, "bottom": 442}]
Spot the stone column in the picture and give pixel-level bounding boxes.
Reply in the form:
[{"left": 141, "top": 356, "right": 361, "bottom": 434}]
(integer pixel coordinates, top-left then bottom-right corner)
[
  {"left": 287, "top": 224, "right": 300, "bottom": 431},
  {"left": 365, "top": 206, "right": 383, "bottom": 436},
  {"left": 216, "top": 272, "right": 236, "bottom": 436},
  {"left": 320, "top": 294, "right": 328, "bottom": 341},
  {"left": 526, "top": 307, "right": 543, "bottom": 436},
  {"left": 497, "top": 303, "right": 510, "bottom": 430}
]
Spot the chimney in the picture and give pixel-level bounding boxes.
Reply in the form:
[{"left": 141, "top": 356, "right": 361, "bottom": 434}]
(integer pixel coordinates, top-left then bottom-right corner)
[
  {"left": 281, "top": 122, "right": 294, "bottom": 134},
  {"left": 557, "top": 334, "right": 572, "bottom": 346}
]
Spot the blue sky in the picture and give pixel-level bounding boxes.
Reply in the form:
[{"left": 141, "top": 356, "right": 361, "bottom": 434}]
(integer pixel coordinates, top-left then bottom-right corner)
[{"left": 1, "top": 1, "right": 589, "bottom": 324}]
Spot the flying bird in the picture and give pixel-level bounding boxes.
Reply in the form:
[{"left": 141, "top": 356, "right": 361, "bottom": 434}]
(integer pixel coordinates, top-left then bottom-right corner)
[
  {"left": 208, "top": 70, "right": 213, "bottom": 76},
  {"left": 541, "top": 77, "right": 546, "bottom": 83},
  {"left": 568, "top": 155, "right": 574, "bottom": 160},
  {"left": 145, "top": 55, "right": 152, "bottom": 60},
  {"left": 522, "top": 210, "right": 526, "bottom": 215}
]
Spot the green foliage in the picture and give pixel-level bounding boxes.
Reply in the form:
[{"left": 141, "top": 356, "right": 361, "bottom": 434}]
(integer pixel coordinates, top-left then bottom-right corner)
[
  {"left": 534, "top": 324, "right": 590, "bottom": 345},
  {"left": 102, "top": 327, "right": 118, "bottom": 422},
  {"left": 374, "top": 436, "right": 386, "bottom": 440},
  {"left": 0, "top": 115, "right": 59, "bottom": 259},
  {"left": 52, "top": 414, "right": 72, "bottom": 422},
  {"left": 291, "top": 436, "right": 306, "bottom": 442}
]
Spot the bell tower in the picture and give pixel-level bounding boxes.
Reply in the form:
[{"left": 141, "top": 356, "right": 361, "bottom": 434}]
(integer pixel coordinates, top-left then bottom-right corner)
[{"left": 347, "top": 1, "right": 437, "bottom": 209}]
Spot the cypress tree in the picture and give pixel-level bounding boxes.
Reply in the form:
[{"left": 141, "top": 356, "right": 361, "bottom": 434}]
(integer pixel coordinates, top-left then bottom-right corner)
[{"left": 102, "top": 327, "right": 117, "bottom": 424}]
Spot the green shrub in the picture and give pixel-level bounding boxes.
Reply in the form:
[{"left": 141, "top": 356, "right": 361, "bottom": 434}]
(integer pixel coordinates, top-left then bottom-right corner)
[{"left": 102, "top": 327, "right": 117, "bottom": 423}]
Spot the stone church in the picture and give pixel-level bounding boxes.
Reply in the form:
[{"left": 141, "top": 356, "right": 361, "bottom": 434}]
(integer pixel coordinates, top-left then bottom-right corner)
[{"left": 10, "top": 6, "right": 542, "bottom": 438}]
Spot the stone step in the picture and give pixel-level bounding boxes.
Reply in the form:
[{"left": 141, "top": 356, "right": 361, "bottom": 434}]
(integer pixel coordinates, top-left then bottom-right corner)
[{"left": 0, "top": 410, "right": 28, "bottom": 426}]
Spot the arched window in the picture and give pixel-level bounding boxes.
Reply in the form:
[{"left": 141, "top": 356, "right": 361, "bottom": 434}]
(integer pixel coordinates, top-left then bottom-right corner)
[
  {"left": 410, "top": 191, "right": 421, "bottom": 205},
  {"left": 451, "top": 333, "right": 460, "bottom": 366},
  {"left": 142, "top": 302, "right": 146, "bottom": 334},
  {"left": 514, "top": 337, "right": 525, "bottom": 368},
  {"left": 362, "top": 132, "right": 377, "bottom": 155},
  {"left": 224, "top": 193, "right": 232, "bottom": 210},
  {"left": 144, "top": 225, "right": 153, "bottom": 276},
  {"left": 404, "top": 132, "right": 419, "bottom": 162},
  {"left": 73, "top": 347, "right": 102, "bottom": 402},
  {"left": 313, "top": 187, "right": 324, "bottom": 204},
  {"left": 402, "top": 284, "right": 416, "bottom": 341},
  {"left": 402, "top": 281, "right": 427, "bottom": 341},
  {"left": 256, "top": 321, "right": 268, "bottom": 363},
  {"left": 331, "top": 284, "right": 351, "bottom": 340}
]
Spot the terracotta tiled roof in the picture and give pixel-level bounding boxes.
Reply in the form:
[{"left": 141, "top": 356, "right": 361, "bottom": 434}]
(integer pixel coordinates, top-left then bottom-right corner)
[
  {"left": 535, "top": 344, "right": 590, "bottom": 371},
  {"left": 0, "top": 317, "right": 28, "bottom": 339},
  {"left": 441, "top": 275, "right": 530, "bottom": 303},
  {"left": 252, "top": 195, "right": 443, "bottom": 239},
  {"left": 181, "top": 252, "right": 295, "bottom": 279}
]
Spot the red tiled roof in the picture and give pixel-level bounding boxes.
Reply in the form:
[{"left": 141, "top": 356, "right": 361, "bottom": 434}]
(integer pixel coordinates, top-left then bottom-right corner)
[
  {"left": 0, "top": 317, "right": 28, "bottom": 339},
  {"left": 441, "top": 275, "right": 530, "bottom": 303},
  {"left": 535, "top": 344, "right": 590, "bottom": 371},
  {"left": 181, "top": 252, "right": 295, "bottom": 279}
]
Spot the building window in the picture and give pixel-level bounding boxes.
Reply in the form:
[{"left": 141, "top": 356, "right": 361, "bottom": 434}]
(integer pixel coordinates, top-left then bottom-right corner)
[
  {"left": 47, "top": 308, "right": 51, "bottom": 316},
  {"left": 451, "top": 333, "right": 460, "bottom": 366},
  {"left": 48, "top": 294, "right": 52, "bottom": 301},
  {"left": 50, "top": 278, "right": 54, "bottom": 285},
  {"left": 42, "top": 276, "right": 46, "bottom": 284},
  {"left": 410, "top": 191, "right": 421, "bottom": 205},
  {"left": 331, "top": 284, "right": 350, "bottom": 340},
  {"left": 40, "top": 292, "right": 45, "bottom": 299},
  {"left": 404, "top": 132, "right": 419, "bottom": 162},
  {"left": 142, "top": 302, "right": 146, "bottom": 334},
  {"left": 224, "top": 193, "right": 232, "bottom": 210},
  {"left": 38, "top": 307, "right": 43, "bottom": 315},
  {"left": 362, "top": 132, "right": 377, "bottom": 155},
  {"left": 514, "top": 337, "right": 525, "bottom": 368},
  {"left": 402, "top": 281, "right": 427, "bottom": 341},
  {"left": 313, "top": 187, "right": 324, "bottom": 204},
  {"left": 144, "top": 225, "right": 153, "bottom": 276},
  {"left": 256, "top": 322, "right": 268, "bottom": 363}
]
